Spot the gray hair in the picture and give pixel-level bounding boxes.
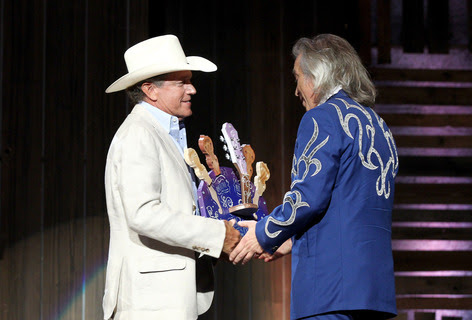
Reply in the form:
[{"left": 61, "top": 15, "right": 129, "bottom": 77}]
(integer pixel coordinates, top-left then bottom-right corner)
[
  {"left": 292, "top": 34, "right": 376, "bottom": 108},
  {"left": 125, "top": 74, "right": 167, "bottom": 105}
]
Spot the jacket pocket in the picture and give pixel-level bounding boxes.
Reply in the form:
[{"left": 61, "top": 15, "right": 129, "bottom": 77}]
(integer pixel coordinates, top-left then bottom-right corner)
[{"left": 138, "top": 256, "right": 187, "bottom": 273}]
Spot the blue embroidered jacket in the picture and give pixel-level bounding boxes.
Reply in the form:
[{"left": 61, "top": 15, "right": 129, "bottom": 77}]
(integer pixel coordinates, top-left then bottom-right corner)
[{"left": 255, "top": 90, "right": 399, "bottom": 319}]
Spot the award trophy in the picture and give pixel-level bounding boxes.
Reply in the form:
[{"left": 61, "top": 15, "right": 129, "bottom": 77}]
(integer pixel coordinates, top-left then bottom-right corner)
[{"left": 184, "top": 123, "right": 270, "bottom": 235}]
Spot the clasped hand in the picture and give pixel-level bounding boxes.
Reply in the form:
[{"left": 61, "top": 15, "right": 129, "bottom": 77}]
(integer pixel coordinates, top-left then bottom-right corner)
[{"left": 228, "top": 220, "right": 292, "bottom": 265}]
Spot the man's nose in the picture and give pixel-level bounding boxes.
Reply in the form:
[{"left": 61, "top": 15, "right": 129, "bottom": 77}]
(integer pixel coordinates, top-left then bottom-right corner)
[{"left": 186, "top": 84, "right": 197, "bottom": 94}]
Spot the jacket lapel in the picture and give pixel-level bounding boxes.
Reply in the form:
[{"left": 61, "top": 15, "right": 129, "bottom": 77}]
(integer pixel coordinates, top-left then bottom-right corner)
[{"left": 130, "top": 105, "right": 194, "bottom": 194}]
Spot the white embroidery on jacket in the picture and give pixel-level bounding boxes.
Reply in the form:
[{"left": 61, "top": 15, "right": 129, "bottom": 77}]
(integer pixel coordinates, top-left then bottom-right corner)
[
  {"left": 265, "top": 117, "right": 324, "bottom": 238},
  {"left": 291, "top": 117, "right": 329, "bottom": 188},
  {"left": 265, "top": 190, "right": 309, "bottom": 238},
  {"left": 330, "top": 98, "right": 399, "bottom": 199}
]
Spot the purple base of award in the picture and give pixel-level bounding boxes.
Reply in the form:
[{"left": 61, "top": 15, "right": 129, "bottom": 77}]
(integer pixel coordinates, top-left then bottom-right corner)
[{"left": 197, "top": 167, "right": 268, "bottom": 236}]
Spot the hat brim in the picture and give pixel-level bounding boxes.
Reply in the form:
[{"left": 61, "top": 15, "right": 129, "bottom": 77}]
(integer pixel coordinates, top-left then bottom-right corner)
[{"left": 105, "top": 56, "right": 217, "bottom": 93}]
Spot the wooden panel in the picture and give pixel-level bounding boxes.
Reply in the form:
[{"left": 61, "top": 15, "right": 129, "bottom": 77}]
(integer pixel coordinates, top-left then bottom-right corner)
[
  {"left": 394, "top": 251, "right": 472, "bottom": 271},
  {"left": 392, "top": 227, "right": 472, "bottom": 240},
  {"left": 247, "top": 0, "right": 284, "bottom": 212},
  {"left": 84, "top": 217, "right": 109, "bottom": 320},
  {"left": 377, "top": 105, "right": 472, "bottom": 116},
  {"left": 469, "top": 0, "right": 472, "bottom": 52},
  {"left": 85, "top": 1, "right": 134, "bottom": 318},
  {"left": 213, "top": 263, "right": 253, "bottom": 320},
  {"left": 376, "top": 0, "right": 392, "bottom": 64},
  {"left": 397, "top": 297, "right": 472, "bottom": 309},
  {"left": 395, "top": 184, "right": 472, "bottom": 204},
  {"left": 382, "top": 114, "right": 472, "bottom": 127},
  {"left": 176, "top": 1, "right": 224, "bottom": 153},
  {"left": 427, "top": 0, "right": 449, "bottom": 54},
  {"left": 396, "top": 313, "right": 409, "bottom": 320},
  {"left": 393, "top": 136, "right": 472, "bottom": 148},
  {"left": 1, "top": 216, "right": 109, "bottom": 320},
  {"left": 1, "top": 0, "right": 45, "bottom": 245},
  {"left": 396, "top": 276, "right": 472, "bottom": 295},
  {"left": 0, "top": 227, "right": 43, "bottom": 319},
  {"left": 128, "top": 1, "right": 149, "bottom": 46},
  {"left": 187, "top": 0, "right": 249, "bottom": 159},
  {"left": 402, "top": 0, "right": 425, "bottom": 52},
  {"left": 41, "top": 1, "right": 86, "bottom": 318},
  {"left": 442, "top": 316, "right": 465, "bottom": 320},
  {"left": 358, "top": 0, "right": 372, "bottom": 64},
  {"left": 212, "top": 2, "right": 253, "bottom": 318},
  {"left": 412, "top": 313, "right": 435, "bottom": 320},
  {"left": 397, "top": 148, "right": 472, "bottom": 157},
  {"left": 1, "top": 1, "right": 149, "bottom": 319},
  {"left": 247, "top": 1, "right": 289, "bottom": 319},
  {"left": 370, "top": 68, "right": 472, "bottom": 82},
  {"left": 0, "top": 0, "right": 45, "bottom": 319},
  {"left": 314, "top": 0, "right": 364, "bottom": 56},
  {"left": 376, "top": 86, "right": 472, "bottom": 105},
  {"left": 393, "top": 209, "right": 472, "bottom": 223},
  {"left": 394, "top": 157, "right": 472, "bottom": 176},
  {"left": 377, "top": 51, "right": 472, "bottom": 318},
  {"left": 86, "top": 0, "right": 129, "bottom": 222}
]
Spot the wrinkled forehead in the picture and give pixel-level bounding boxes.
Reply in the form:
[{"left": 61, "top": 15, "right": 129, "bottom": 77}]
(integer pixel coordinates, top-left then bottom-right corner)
[{"left": 292, "top": 55, "right": 303, "bottom": 76}]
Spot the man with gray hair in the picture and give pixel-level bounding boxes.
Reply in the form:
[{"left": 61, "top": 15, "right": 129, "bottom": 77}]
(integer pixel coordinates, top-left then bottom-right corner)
[
  {"left": 103, "top": 35, "right": 241, "bottom": 320},
  {"left": 231, "top": 34, "right": 399, "bottom": 320}
]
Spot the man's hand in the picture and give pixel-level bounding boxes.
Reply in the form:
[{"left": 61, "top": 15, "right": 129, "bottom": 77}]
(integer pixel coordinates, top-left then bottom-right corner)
[
  {"left": 221, "top": 220, "right": 241, "bottom": 259},
  {"left": 229, "top": 220, "right": 263, "bottom": 265},
  {"left": 258, "top": 238, "right": 292, "bottom": 262}
]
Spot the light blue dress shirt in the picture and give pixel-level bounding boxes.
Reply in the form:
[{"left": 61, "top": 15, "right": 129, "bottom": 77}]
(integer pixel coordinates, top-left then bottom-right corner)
[{"left": 140, "top": 101, "right": 200, "bottom": 215}]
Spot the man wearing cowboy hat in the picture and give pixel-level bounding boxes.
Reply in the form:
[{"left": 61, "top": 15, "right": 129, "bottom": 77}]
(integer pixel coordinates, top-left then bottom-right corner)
[{"left": 103, "top": 35, "right": 241, "bottom": 320}]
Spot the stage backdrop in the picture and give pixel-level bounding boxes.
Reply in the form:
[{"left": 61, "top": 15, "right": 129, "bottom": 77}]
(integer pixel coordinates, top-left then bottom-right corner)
[{"left": 1, "top": 0, "right": 471, "bottom": 319}]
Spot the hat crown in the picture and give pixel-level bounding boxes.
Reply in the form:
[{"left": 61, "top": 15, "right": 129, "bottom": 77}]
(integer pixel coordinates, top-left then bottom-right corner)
[
  {"left": 124, "top": 35, "right": 188, "bottom": 73},
  {"left": 106, "top": 34, "right": 216, "bottom": 93}
]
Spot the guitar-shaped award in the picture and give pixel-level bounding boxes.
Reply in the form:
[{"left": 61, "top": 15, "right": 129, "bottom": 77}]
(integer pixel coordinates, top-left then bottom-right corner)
[
  {"left": 253, "top": 161, "right": 270, "bottom": 205},
  {"left": 184, "top": 148, "right": 223, "bottom": 215},
  {"left": 221, "top": 123, "right": 258, "bottom": 217},
  {"left": 188, "top": 123, "right": 270, "bottom": 235},
  {"left": 198, "top": 135, "right": 221, "bottom": 176},
  {"left": 242, "top": 144, "right": 255, "bottom": 180}
]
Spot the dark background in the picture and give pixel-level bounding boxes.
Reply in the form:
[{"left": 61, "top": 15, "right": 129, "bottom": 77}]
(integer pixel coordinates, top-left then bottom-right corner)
[{"left": 1, "top": 0, "right": 472, "bottom": 319}]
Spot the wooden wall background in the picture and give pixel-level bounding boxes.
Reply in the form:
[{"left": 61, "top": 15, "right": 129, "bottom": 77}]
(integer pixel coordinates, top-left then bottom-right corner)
[{"left": 1, "top": 0, "right": 471, "bottom": 319}]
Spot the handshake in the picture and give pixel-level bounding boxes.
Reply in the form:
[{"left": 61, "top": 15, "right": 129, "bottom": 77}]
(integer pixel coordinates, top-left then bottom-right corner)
[{"left": 221, "top": 220, "right": 292, "bottom": 265}]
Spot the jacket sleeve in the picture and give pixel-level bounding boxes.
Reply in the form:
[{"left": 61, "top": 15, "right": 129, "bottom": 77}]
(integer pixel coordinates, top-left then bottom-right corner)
[
  {"left": 255, "top": 107, "right": 342, "bottom": 254},
  {"left": 111, "top": 122, "right": 226, "bottom": 258}
]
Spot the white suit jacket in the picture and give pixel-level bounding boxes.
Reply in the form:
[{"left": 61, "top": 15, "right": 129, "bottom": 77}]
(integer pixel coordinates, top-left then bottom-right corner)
[{"left": 103, "top": 104, "right": 226, "bottom": 320}]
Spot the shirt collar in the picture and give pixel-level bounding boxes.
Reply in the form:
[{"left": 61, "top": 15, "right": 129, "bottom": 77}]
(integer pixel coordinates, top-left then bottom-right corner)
[
  {"left": 319, "top": 85, "right": 343, "bottom": 105},
  {"left": 139, "top": 101, "right": 187, "bottom": 154},
  {"left": 139, "top": 101, "right": 181, "bottom": 134}
]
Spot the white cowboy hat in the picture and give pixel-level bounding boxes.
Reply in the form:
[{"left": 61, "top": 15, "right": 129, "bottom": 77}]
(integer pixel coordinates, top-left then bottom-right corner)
[{"left": 105, "top": 34, "right": 217, "bottom": 93}]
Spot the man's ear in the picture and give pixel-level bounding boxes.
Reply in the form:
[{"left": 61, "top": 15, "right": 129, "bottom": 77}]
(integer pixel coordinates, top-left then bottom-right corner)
[{"left": 141, "top": 82, "right": 158, "bottom": 101}]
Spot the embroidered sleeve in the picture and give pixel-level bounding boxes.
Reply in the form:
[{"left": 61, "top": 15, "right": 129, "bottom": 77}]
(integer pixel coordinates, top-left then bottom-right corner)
[{"left": 255, "top": 109, "right": 340, "bottom": 253}]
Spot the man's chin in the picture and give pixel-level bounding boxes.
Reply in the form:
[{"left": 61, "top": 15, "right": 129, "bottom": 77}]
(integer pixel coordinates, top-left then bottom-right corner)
[{"left": 179, "top": 111, "right": 192, "bottom": 120}]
